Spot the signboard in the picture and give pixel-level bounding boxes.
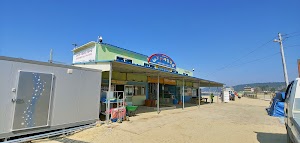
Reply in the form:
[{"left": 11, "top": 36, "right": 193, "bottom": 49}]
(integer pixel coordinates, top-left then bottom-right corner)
[
  {"left": 147, "top": 77, "right": 176, "bottom": 85},
  {"left": 164, "top": 79, "right": 176, "bottom": 85},
  {"left": 111, "top": 80, "right": 127, "bottom": 85},
  {"left": 148, "top": 77, "right": 164, "bottom": 84},
  {"left": 73, "top": 45, "right": 96, "bottom": 63},
  {"left": 148, "top": 54, "right": 176, "bottom": 69}
]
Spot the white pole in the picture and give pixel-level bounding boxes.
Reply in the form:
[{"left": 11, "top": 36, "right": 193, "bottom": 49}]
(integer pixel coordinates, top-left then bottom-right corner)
[
  {"left": 106, "top": 63, "right": 112, "bottom": 124},
  {"left": 198, "top": 81, "right": 201, "bottom": 108},
  {"left": 182, "top": 78, "right": 185, "bottom": 109},
  {"left": 274, "top": 33, "right": 289, "bottom": 87},
  {"left": 49, "top": 49, "right": 53, "bottom": 63},
  {"left": 108, "top": 63, "right": 112, "bottom": 92},
  {"left": 157, "top": 74, "right": 160, "bottom": 114}
]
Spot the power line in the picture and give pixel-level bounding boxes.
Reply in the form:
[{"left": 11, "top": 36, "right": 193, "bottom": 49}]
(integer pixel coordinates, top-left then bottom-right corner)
[
  {"left": 285, "top": 44, "right": 300, "bottom": 48},
  {"left": 281, "top": 31, "right": 300, "bottom": 44},
  {"left": 203, "top": 36, "right": 276, "bottom": 77},
  {"left": 230, "top": 52, "right": 280, "bottom": 68},
  {"left": 212, "top": 44, "right": 296, "bottom": 72},
  {"left": 282, "top": 31, "right": 300, "bottom": 36},
  {"left": 287, "top": 33, "right": 300, "bottom": 38},
  {"left": 282, "top": 31, "right": 300, "bottom": 40},
  {"left": 202, "top": 35, "right": 298, "bottom": 78}
]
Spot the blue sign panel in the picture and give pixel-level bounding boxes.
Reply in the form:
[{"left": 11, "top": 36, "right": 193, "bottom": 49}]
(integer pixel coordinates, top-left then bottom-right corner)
[{"left": 148, "top": 54, "right": 176, "bottom": 69}]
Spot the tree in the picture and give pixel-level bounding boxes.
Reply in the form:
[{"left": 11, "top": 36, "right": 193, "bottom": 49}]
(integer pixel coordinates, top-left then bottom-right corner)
[
  {"left": 254, "top": 87, "right": 262, "bottom": 93},
  {"left": 280, "top": 87, "right": 287, "bottom": 92},
  {"left": 259, "top": 86, "right": 265, "bottom": 92},
  {"left": 270, "top": 88, "right": 276, "bottom": 92}
]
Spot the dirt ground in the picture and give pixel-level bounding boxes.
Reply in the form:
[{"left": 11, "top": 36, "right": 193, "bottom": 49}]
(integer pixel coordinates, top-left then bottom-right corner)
[{"left": 38, "top": 97, "right": 286, "bottom": 143}]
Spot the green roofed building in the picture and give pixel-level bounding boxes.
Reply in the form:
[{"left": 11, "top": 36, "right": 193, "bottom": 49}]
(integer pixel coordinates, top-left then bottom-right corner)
[{"left": 72, "top": 41, "right": 223, "bottom": 110}]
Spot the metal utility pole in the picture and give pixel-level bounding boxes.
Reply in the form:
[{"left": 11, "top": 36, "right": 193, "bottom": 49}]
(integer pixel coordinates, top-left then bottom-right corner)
[
  {"left": 49, "top": 49, "right": 53, "bottom": 63},
  {"left": 274, "top": 33, "right": 289, "bottom": 87}
]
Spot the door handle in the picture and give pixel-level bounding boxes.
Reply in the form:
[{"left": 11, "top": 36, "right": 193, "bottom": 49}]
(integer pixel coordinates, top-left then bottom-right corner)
[
  {"left": 12, "top": 98, "right": 17, "bottom": 103},
  {"left": 12, "top": 98, "right": 24, "bottom": 104}
]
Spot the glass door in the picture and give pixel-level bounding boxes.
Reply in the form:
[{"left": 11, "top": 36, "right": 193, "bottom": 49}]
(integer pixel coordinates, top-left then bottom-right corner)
[{"left": 125, "top": 85, "right": 134, "bottom": 106}]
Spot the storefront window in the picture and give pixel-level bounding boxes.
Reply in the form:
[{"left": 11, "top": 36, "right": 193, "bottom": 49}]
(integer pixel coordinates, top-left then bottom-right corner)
[
  {"left": 135, "top": 86, "right": 141, "bottom": 95},
  {"left": 178, "top": 87, "right": 193, "bottom": 96},
  {"left": 133, "top": 85, "right": 146, "bottom": 95},
  {"left": 125, "top": 86, "right": 134, "bottom": 96},
  {"left": 192, "top": 89, "right": 197, "bottom": 96},
  {"left": 186, "top": 88, "right": 192, "bottom": 96},
  {"left": 141, "top": 87, "right": 145, "bottom": 95}
]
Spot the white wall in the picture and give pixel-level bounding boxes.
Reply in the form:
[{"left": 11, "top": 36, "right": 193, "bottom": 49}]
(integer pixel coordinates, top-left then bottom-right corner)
[{"left": 75, "top": 62, "right": 111, "bottom": 71}]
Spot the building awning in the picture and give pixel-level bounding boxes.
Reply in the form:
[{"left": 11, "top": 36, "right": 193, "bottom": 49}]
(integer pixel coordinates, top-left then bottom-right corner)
[{"left": 111, "top": 61, "right": 223, "bottom": 87}]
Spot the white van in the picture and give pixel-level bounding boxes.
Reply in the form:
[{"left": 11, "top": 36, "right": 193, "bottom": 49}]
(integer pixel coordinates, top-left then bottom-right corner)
[{"left": 285, "top": 78, "right": 300, "bottom": 143}]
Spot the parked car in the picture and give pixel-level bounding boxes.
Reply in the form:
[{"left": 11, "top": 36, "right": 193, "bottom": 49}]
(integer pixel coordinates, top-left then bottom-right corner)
[{"left": 285, "top": 78, "right": 300, "bottom": 143}]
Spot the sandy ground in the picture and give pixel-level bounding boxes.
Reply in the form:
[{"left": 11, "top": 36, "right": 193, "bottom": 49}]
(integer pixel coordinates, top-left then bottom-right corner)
[{"left": 37, "top": 97, "right": 286, "bottom": 143}]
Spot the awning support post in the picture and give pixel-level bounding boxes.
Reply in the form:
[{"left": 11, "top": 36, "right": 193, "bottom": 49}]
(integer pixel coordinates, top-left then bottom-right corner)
[
  {"left": 182, "top": 78, "right": 185, "bottom": 110},
  {"left": 106, "top": 62, "right": 113, "bottom": 124},
  {"left": 198, "top": 81, "right": 201, "bottom": 108},
  {"left": 157, "top": 74, "right": 160, "bottom": 114}
]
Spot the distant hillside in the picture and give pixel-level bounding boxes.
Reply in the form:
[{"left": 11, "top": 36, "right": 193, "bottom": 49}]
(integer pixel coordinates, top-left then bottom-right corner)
[
  {"left": 201, "top": 82, "right": 286, "bottom": 92},
  {"left": 201, "top": 87, "right": 222, "bottom": 92},
  {"left": 232, "top": 82, "right": 286, "bottom": 91}
]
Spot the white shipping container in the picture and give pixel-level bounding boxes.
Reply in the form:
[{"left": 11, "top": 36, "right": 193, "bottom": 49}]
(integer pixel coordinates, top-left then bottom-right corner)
[
  {"left": 0, "top": 56, "right": 102, "bottom": 139},
  {"left": 222, "top": 88, "right": 232, "bottom": 103}
]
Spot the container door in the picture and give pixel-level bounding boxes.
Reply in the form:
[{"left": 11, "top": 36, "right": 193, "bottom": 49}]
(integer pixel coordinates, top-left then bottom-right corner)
[{"left": 12, "top": 71, "right": 54, "bottom": 131}]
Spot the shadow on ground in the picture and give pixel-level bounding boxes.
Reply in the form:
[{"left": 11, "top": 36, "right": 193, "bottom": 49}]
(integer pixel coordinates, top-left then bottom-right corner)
[
  {"left": 51, "top": 137, "right": 89, "bottom": 143},
  {"left": 255, "top": 132, "right": 286, "bottom": 143},
  {"left": 99, "top": 101, "right": 220, "bottom": 121},
  {"left": 135, "top": 102, "right": 213, "bottom": 114}
]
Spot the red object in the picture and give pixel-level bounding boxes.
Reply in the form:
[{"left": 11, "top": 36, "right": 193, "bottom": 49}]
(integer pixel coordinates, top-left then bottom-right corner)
[
  {"left": 178, "top": 101, "right": 182, "bottom": 105},
  {"left": 110, "top": 108, "right": 126, "bottom": 119},
  {"left": 151, "top": 100, "right": 156, "bottom": 107},
  {"left": 145, "top": 100, "right": 151, "bottom": 107}
]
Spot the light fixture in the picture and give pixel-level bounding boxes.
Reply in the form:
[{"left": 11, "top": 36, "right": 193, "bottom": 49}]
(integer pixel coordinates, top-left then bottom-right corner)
[{"left": 98, "top": 36, "right": 103, "bottom": 43}]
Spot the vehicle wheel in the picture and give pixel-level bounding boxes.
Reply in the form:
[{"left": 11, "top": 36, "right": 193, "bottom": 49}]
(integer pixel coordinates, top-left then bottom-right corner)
[{"left": 287, "top": 130, "right": 293, "bottom": 143}]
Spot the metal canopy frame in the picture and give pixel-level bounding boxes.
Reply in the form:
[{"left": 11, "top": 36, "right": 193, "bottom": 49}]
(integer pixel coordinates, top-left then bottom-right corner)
[
  {"left": 105, "top": 61, "right": 223, "bottom": 114},
  {"left": 111, "top": 61, "right": 223, "bottom": 87}
]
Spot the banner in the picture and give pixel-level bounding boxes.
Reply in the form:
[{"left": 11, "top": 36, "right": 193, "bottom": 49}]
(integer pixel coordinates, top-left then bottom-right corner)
[
  {"left": 73, "top": 45, "right": 96, "bottom": 63},
  {"left": 148, "top": 54, "right": 176, "bottom": 69}
]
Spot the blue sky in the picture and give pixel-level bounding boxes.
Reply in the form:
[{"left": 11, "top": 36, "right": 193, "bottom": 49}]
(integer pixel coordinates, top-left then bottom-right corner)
[{"left": 0, "top": 0, "right": 299, "bottom": 86}]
